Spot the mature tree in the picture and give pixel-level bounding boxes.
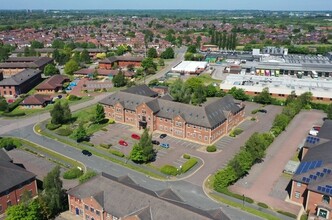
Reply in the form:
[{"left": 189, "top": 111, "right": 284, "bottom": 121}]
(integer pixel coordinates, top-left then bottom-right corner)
[
  {"left": 191, "top": 86, "right": 206, "bottom": 105},
  {"left": 73, "top": 123, "right": 88, "bottom": 142},
  {"left": 148, "top": 79, "right": 159, "bottom": 87},
  {"left": 245, "top": 133, "right": 269, "bottom": 163},
  {"left": 298, "top": 92, "right": 313, "bottom": 107},
  {"left": 205, "top": 84, "right": 218, "bottom": 97},
  {"left": 80, "top": 49, "right": 91, "bottom": 63},
  {"left": 62, "top": 102, "right": 72, "bottom": 123},
  {"left": 254, "top": 87, "right": 273, "bottom": 104},
  {"left": 141, "top": 57, "right": 157, "bottom": 70},
  {"left": 228, "top": 87, "right": 248, "bottom": 101},
  {"left": 30, "top": 40, "right": 44, "bottom": 49},
  {"left": 44, "top": 64, "right": 59, "bottom": 76},
  {"left": 41, "top": 166, "right": 67, "bottom": 218},
  {"left": 64, "top": 59, "right": 79, "bottom": 75},
  {"left": 184, "top": 77, "right": 204, "bottom": 92},
  {"left": 187, "top": 45, "right": 197, "bottom": 53},
  {"left": 112, "top": 71, "right": 127, "bottom": 87},
  {"left": 170, "top": 79, "right": 185, "bottom": 102},
  {"left": 95, "top": 104, "right": 105, "bottom": 124},
  {"left": 160, "top": 47, "right": 175, "bottom": 59},
  {"left": 50, "top": 102, "right": 64, "bottom": 125},
  {"left": 147, "top": 47, "right": 158, "bottom": 58},
  {"left": 52, "top": 39, "right": 65, "bottom": 49},
  {"left": 214, "top": 165, "right": 237, "bottom": 190},
  {"left": 327, "top": 103, "right": 332, "bottom": 120},
  {"left": 285, "top": 90, "right": 297, "bottom": 105},
  {"left": 130, "top": 129, "right": 155, "bottom": 163},
  {"left": 6, "top": 200, "right": 44, "bottom": 220}
]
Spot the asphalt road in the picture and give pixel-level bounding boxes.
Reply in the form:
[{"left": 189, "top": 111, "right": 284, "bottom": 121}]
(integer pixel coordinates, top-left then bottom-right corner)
[{"left": 6, "top": 124, "right": 261, "bottom": 220}]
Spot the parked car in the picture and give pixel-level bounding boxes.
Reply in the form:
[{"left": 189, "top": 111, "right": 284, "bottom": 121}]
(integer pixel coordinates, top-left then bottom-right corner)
[
  {"left": 160, "top": 143, "right": 170, "bottom": 149},
  {"left": 119, "top": 140, "right": 128, "bottom": 146},
  {"left": 82, "top": 150, "right": 92, "bottom": 156},
  {"left": 312, "top": 126, "right": 321, "bottom": 131},
  {"left": 258, "top": 109, "right": 267, "bottom": 113},
  {"left": 160, "top": 134, "right": 167, "bottom": 139},
  {"left": 152, "top": 140, "right": 160, "bottom": 145},
  {"left": 131, "top": 134, "right": 140, "bottom": 140}
]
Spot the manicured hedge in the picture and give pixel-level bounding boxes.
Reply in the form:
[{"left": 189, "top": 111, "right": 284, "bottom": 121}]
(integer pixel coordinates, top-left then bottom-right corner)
[
  {"left": 63, "top": 167, "right": 83, "bottom": 179},
  {"left": 79, "top": 171, "right": 97, "bottom": 184},
  {"left": 277, "top": 210, "right": 297, "bottom": 219},
  {"left": 1, "top": 112, "right": 26, "bottom": 117},
  {"left": 109, "top": 149, "right": 124, "bottom": 157},
  {"left": 55, "top": 128, "right": 73, "bottom": 136},
  {"left": 100, "top": 143, "right": 112, "bottom": 149},
  {"left": 46, "top": 123, "right": 61, "bottom": 130},
  {"left": 160, "top": 165, "right": 178, "bottom": 176},
  {"left": 257, "top": 202, "right": 269, "bottom": 209},
  {"left": 251, "top": 109, "right": 259, "bottom": 114},
  {"left": 183, "top": 154, "right": 191, "bottom": 159},
  {"left": 181, "top": 158, "right": 198, "bottom": 173},
  {"left": 230, "top": 128, "right": 243, "bottom": 137},
  {"left": 206, "top": 145, "right": 217, "bottom": 152},
  {"left": 66, "top": 95, "right": 81, "bottom": 101}
]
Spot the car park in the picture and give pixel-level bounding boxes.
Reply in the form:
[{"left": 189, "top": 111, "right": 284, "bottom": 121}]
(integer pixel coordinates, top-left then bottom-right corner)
[
  {"left": 131, "top": 134, "right": 140, "bottom": 140},
  {"left": 82, "top": 150, "right": 92, "bottom": 156},
  {"left": 160, "top": 143, "right": 170, "bottom": 149},
  {"left": 152, "top": 140, "right": 160, "bottom": 145},
  {"left": 160, "top": 134, "right": 167, "bottom": 139},
  {"left": 119, "top": 140, "right": 128, "bottom": 146}
]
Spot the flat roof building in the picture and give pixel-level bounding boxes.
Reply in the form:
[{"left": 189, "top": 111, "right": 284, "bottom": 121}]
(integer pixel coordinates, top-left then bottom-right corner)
[{"left": 171, "top": 61, "right": 208, "bottom": 75}]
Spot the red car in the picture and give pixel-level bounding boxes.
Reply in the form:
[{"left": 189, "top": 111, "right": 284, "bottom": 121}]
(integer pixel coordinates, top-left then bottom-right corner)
[
  {"left": 131, "top": 134, "right": 140, "bottom": 140},
  {"left": 119, "top": 140, "right": 128, "bottom": 146}
]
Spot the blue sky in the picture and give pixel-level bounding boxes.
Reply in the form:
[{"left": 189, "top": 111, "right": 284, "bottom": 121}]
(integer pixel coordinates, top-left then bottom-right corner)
[{"left": 1, "top": 0, "right": 331, "bottom": 10}]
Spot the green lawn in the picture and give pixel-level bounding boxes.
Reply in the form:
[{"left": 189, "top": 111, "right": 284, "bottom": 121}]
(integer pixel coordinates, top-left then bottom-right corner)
[{"left": 197, "top": 73, "right": 222, "bottom": 85}]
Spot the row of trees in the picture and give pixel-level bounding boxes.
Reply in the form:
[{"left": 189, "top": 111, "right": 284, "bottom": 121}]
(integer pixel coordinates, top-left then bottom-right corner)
[
  {"left": 147, "top": 47, "right": 175, "bottom": 59},
  {"left": 184, "top": 45, "right": 204, "bottom": 61},
  {"left": 210, "top": 30, "right": 237, "bottom": 50},
  {"left": 6, "top": 166, "right": 68, "bottom": 220}
]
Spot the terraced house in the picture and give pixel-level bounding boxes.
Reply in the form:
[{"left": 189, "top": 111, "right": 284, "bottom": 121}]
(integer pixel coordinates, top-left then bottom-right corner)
[{"left": 100, "top": 85, "right": 245, "bottom": 144}]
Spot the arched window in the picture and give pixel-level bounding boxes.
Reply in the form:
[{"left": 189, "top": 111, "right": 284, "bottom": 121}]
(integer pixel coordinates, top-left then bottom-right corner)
[{"left": 322, "top": 195, "right": 330, "bottom": 204}]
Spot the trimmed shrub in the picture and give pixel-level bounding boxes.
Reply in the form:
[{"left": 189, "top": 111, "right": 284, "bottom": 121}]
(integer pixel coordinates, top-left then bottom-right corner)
[
  {"left": 101, "top": 128, "right": 108, "bottom": 131},
  {"left": 160, "top": 165, "right": 178, "bottom": 176},
  {"left": 0, "top": 137, "right": 21, "bottom": 149},
  {"left": 300, "top": 214, "right": 308, "bottom": 220},
  {"left": 251, "top": 109, "right": 259, "bottom": 114},
  {"left": 183, "top": 154, "right": 191, "bottom": 159},
  {"left": 109, "top": 119, "right": 115, "bottom": 124},
  {"left": 46, "top": 123, "right": 61, "bottom": 130},
  {"left": 277, "top": 210, "right": 297, "bottom": 219},
  {"left": 257, "top": 202, "right": 268, "bottom": 209},
  {"left": 1, "top": 112, "right": 26, "bottom": 117},
  {"left": 100, "top": 143, "right": 112, "bottom": 149},
  {"left": 251, "top": 117, "right": 256, "bottom": 121},
  {"left": 109, "top": 149, "right": 124, "bottom": 157},
  {"left": 233, "top": 128, "right": 243, "bottom": 136},
  {"left": 66, "top": 94, "right": 81, "bottom": 101},
  {"left": 55, "top": 128, "right": 73, "bottom": 136},
  {"left": 63, "top": 167, "right": 83, "bottom": 179},
  {"left": 79, "top": 171, "right": 97, "bottom": 184},
  {"left": 206, "top": 145, "right": 217, "bottom": 152},
  {"left": 181, "top": 158, "right": 198, "bottom": 173}
]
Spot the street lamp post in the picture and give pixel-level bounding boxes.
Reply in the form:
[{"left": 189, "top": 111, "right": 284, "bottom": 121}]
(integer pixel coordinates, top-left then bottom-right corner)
[{"left": 242, "top": 194, "right": 245, "bottom": 207}]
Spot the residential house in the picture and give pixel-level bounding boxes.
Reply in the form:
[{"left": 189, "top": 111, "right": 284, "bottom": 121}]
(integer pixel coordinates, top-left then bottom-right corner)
[
  {"left": 35, "top": 75, "right": 69, "bottom": 94},
  {"left": 99, "top": 56, "right": 143, "bottom": 69},
  {"left": 12, "top": 48, "right": 55, "bottom": 57},
  {"left": 20, "top": 94, "right": 52, "bottom": 109},
  {"left": 0, "top": 69, "right": 42, "bottom": 97},
  {"left": 0, "top": 57, "right": 53, "bottom": 77},
  {"left": 100, "top": 85, "right": 244, "bottom": 144},
  {"left": 290, "top": 120, "right": 332, "bottom": 219},
  {"left": 0, "top": 149, "right": 38, "bottom": 216},
  {"left": 74, "top": 69, "right": 135, "bottom": 79},
  {"left": 151, "top": 85, "right": 169, "bottom": 96},
  {"left": 67, "top": 172, "right": 230, "bottom": 220},
  {"left": 72, "top": 48, "right": 107, "bottom": 59}
]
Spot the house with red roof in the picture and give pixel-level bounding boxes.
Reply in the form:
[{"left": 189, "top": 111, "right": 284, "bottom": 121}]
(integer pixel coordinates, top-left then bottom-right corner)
[{"left": 35, "top": 75, "right": 69, "bottom": 94}]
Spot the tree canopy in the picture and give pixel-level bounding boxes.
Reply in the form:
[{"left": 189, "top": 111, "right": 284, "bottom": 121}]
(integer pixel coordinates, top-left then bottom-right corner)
[
  {"left": 112, "top": 71, "right": 127, "bottom": 87},
  {"left": 130, "top": 129, "right": 155, "bottom": 163},
  {"left": 44, "top": 64, "right": 59, "bottom": 76},
  {"left": 64, "top": 59, "right": 79, "bottom": 75},
  {"left": 50, "top": 101, "right": 72, "bottom": 125},
  {"left": 147, "top": 47, "right": 158, "bottom": 58},
  {"left": 160, "top": 47, "right": 175, "bottom": 59}
]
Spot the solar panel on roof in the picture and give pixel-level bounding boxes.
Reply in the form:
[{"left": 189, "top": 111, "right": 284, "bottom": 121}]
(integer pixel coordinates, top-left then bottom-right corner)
[
  {"left": 318, "top": 186, "right": 322, "bottom": 191},
  {"left": 296, "top": 164, "right": 305, "bottom": 174},
  {"left": 313, "top": 175, "right": 317, "bottom": 180},
  {"left": 320, "top": 173, "right": 324, "bottom": 177},
  {"left": 309, "top": 174, "right": 314, "bottom": 179},
  {"left": 310, "top": 161, "right": 318, "bottom": 169},
  {"left": 326, "top": 185, "right": 332, "bottom": 189},
  {"left": 302, "top": 177, "right": 307, "bottom": 182},
  {"left": 322, "top": 187, "right": 326, "bottom": 192},
  {"left": 328, "top": 170, "right": 332, "bottom": 174},
  {"left": 317, "top": 161, "right": 323, "bottom": 168},
  {"left": 326, "top": 189, "right": 330, "bottom": 194}
]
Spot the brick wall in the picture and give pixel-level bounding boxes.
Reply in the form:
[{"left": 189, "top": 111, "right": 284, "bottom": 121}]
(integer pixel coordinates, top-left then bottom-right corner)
[
  {"left": 0, "top": 85, "right": 16, "bottom": 97},
  {"left": 118, "top": 61, "right": 141, "bottom": 68},
  {"left": 99, "top": 63, "right": 112, "bottom": 69},
  {"left": 290, "top": 180, "right": 308, "bottom": 206},
  {"left": 306, "top": 190, "right": 332, "bottom": 218}
]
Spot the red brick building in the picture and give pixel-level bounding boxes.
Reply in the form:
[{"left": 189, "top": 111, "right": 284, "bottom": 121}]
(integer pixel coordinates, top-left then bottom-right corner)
[
  {"left": 100, "top": 85, "right": 245, "bottom": 144},
  {"left": 35, "top": 74, "right": 69, "bottom": 94},
  {"left": 20, "top": 94, "right": 52, "bottom": 109},
  {"left": 67, "top": 172, "right": 230, "bottom": 220},
  {"left": 290, "top": 120, "right": 332, "bottom": 219},
  {"left": 0, "top": 149, "right": 38, "bottom": 216},
  {"left": 99, "top": 56, "right": 143, "bottom": 69},
  {"left": 0, "top": 69, "right": 42, "bottom": 97}
]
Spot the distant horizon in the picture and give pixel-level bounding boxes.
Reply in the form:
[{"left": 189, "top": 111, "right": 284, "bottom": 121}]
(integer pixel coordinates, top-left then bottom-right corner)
[
  {"left": 1, "top": 0, "right": 331, "bottom": 11},
  {"left": 1, "top": 9, "right": 332, "bottom": 12}
]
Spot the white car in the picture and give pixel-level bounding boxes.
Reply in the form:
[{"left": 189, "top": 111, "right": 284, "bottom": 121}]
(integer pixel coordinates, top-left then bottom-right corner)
[{"left": 309, "top": 129, "right": 319, "bottom": 136}]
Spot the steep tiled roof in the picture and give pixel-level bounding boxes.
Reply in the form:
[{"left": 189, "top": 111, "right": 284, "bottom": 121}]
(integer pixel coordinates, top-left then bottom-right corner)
[
  {"left": 0, "top": 69, "right": 41, "bottom": 86},
  {"left": 99, "top": 56, "right": 144, "bottom": 64},
  {"left": 122, "top": 84, "right": 158, "bottom": 97},
  {"left": 21, "top": 94, "right": 52, "bottom": 105},
  {"left": 35, "top": 75, "right": 69, "bottom": 90},
  {"left": 0, "top": 57, "right": 53, "bottom": 69},
  {"left": 67, "top": 173, "right": 230, "bottom": 220}
]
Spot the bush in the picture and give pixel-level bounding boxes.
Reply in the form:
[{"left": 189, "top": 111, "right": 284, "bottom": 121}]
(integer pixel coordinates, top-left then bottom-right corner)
[
  {"left": 46, "top": 123, "right": 61, "bottom": 130},
  {"left": 277, "top": 210, "right": 297, "bottom": 219},
  {"left": 251, "top": 109, "right": 259, "bottom": 114},
  {"left": 5, "top": 98, "right": 24, "bottom": 112},
  {"left": 1, "top": 112, "right": 26, "bottom": 117},
  {"left": 109, "top": 119, "right": 115, "bottom": 124},
  {"left": 63, "top": 167, "right": 83, "bottom": 179},
  {"left": 230, "top": 128, "right": 243, "bottom": 137},
  {"left": 257, "top": 202, "right": 268, "bottom": 209},
  {"left": 183, "top": 154, "right": 191, "bottom": 159},
  {"left": 101, "top": 128, "right": 108, "bottom": 131},
  {"left": 79, "top": 170, "right": 97, "bottom": 184},
  {"left": 251, "top": 117, "right": 256, "bottom": 121},
  {"left": 181, "top": 158, "right": 198, "bottom": 173},
  {"left": 160, "top": 165, "right": 179, "bottom": 176},
  {"left": 206, "top": 145, "right": 217, "bottom": 152},
  {"left": 300, "top": 214, "right": 308, "bottom": 220},
  {"left": 55, "top": 128, "right": 73, "bottom": 136},
  {"left": 66, "top": 94, "right": 81, "bottom": 101},
  {"left": 0, "top": 137, "right": 21, "bottom": 150},
  {"left": 100, "top": 143, "right": 112, "bottom": 149},
  {"left": 109, "top": 149, "right": 124, "bottom": 157}
]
